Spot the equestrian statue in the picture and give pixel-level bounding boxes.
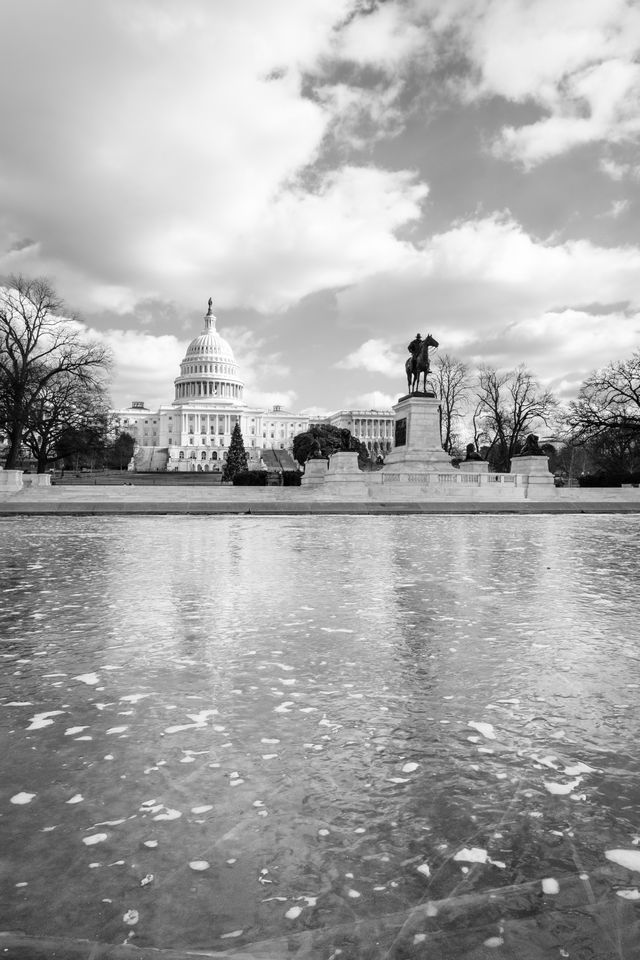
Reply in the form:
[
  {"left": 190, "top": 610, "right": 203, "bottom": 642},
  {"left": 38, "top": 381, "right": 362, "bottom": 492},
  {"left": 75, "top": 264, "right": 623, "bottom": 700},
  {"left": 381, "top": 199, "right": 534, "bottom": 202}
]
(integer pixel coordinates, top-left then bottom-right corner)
[{"left": 406, "top": 332, "right": 439, "bottom": 393}]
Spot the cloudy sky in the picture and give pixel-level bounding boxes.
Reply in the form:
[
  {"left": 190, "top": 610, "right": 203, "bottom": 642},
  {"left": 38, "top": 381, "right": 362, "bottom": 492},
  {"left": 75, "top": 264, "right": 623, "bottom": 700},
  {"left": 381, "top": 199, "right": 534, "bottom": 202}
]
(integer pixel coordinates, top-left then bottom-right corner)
[{"left": 1, "top": 0, "right": 639, "bottom": 414}]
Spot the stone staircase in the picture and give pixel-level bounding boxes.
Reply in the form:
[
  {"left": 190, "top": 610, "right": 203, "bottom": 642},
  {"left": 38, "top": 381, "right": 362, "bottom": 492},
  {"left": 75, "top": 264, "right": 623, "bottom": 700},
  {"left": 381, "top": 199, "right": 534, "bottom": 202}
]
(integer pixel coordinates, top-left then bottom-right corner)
[
  {"left": 261, "top": 448, "right": 298, "bottom": 471},
  {"left": 133, "top": 446, "right": 169, "bottom": 472}
]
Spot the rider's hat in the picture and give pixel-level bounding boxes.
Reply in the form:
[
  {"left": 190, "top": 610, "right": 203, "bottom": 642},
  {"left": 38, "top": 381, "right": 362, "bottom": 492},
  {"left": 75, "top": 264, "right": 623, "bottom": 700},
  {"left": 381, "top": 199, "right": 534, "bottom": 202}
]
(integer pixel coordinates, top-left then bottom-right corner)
[{"left": 415, "top": 332, "right": 422, "bottom": 338}]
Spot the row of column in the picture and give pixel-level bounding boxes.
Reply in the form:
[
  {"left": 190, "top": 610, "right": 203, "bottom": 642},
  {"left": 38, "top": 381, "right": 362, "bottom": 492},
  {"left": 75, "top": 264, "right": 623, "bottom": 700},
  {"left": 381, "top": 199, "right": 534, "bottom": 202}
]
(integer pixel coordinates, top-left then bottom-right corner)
[
  {"left": 175, "top": 381, "right": 241, "bottom": 399},
  {"left": 180, "top": 412, "right": 238, "bottom": 437},
  {"left": 354, "top": 419, "right": 393, "bottom": 438}
]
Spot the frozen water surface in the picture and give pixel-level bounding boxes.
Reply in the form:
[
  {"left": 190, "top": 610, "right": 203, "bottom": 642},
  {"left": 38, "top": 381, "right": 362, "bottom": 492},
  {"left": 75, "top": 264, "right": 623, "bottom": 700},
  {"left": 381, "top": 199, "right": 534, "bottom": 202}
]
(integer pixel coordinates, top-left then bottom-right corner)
[{"left": 1, "top": 514, "right": 640, "bottom": 959}]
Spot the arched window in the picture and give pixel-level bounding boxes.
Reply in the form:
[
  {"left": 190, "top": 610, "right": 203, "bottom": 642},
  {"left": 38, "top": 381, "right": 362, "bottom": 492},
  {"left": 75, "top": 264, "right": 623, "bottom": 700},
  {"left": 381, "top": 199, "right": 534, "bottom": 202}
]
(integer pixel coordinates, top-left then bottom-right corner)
[
  {"left": 201, "top": 451, "right": 207, "bottom": 460},
  {"left": 179, "top": 451, "right": 185, "bottom": 459}
]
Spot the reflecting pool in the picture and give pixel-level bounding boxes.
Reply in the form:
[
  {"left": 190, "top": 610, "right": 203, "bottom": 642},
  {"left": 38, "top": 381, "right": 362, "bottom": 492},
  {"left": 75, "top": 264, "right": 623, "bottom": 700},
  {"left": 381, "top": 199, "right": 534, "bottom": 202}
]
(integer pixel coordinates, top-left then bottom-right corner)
[{"left": 1, "top": 515, "right": 640, "bottom": 959}]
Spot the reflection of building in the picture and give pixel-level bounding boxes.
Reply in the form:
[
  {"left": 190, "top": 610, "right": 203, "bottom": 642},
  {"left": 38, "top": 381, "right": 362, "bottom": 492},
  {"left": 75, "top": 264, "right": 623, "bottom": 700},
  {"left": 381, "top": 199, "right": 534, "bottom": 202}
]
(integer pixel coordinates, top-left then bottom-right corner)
[
  {"left": 111, "top": 301, "right": 309, "bottom": 472},
  {"left": 320, "top": 409, "right": 395, "bottom": 458}
]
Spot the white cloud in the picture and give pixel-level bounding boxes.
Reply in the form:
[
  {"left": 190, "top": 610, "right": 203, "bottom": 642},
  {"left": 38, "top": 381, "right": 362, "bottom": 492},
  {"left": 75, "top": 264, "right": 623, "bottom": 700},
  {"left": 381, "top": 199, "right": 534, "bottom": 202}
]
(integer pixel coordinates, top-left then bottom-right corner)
[
  {"left": 0, "top": 0, "right": 429, "bottom": 315},
  {"left": 336, "top": 337, "right": 404, "bottom": 375},
  {"left": 332, "top": 3, "right": 427, "bottom": 69},
  {"left": 603, "top": 199, "right": 630, "bottom": 219},
  {"left": 414, "top": 0, "right": 640, "bottom": 165},
  {"left": 600, "top": 157, "right": 640, "bottom": 181},
  {"left": 344, "top": 390, "right": 399, "bottom": 409},
  {"left": 243, "top": 389, "right": 298, "bottom": 411},
  {"left": 92, "top": 328, "right": 188, "bottom": 409},
  {"left": 336, "top": 214, "right": 640, "bottom": 384}
]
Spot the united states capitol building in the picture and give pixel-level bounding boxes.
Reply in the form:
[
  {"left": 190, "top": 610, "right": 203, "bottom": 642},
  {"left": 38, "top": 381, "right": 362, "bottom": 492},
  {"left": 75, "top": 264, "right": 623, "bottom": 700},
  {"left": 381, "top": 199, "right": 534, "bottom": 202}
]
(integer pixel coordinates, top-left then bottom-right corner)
[{"left": 112, "top": 300, "right": 394, "bottom": 471}]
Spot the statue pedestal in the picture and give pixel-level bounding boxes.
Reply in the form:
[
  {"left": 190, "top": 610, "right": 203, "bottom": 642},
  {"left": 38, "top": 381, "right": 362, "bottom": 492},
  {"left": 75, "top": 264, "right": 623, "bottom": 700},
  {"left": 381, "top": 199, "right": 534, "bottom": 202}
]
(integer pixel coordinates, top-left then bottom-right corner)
[
  {"left": 459, "top": 460, "right": 489, "bottom": 474},
  {"left": 382, "top": 394, "right": 454, "bottom": 473},
  {"left": 510, "top": 455, "right": 553, "bottom": 487},
  {"left": 301, "top": 458, "right": 328, "bottom": 486},
  {"left": 0, "top": 470, "right": 24, "bottom": 491},
  {"left": 21, "top": 473, "right": 52, "bottom": 487},
  {"left": 325, "top": 451, "right": 363, "bottom": 487}
]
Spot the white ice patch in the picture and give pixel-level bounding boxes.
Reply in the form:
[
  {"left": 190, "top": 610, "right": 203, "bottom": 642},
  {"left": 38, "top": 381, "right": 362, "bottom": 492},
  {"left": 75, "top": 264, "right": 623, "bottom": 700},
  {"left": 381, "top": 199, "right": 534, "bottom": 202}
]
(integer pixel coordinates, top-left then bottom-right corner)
[
  {"left": 10, "top": 792, "right": 36, "bottom": 805},
  {"left": 123, "top": 910, "right": 139, "bottom": 925},
  {"left": 541, "top": 878, "right": 559, "bottom": 894},
  {"left": 189, "top": 860, "right": 210, "bottom": 871},
  {"left": 453, "top": 847, "right": 504, "bottom": 868},
  {"left": 106, "top": 726, "right": 128, "bottom": 735},
  {"left": 274, "top": 702, "right": 294, "bottom": 713},
  {"left": 261, "top": 738, "right": 280, "bottom": 744},
  {"left": 606, "top": 849, "right": 640, "bottom": 872},
  {"left": 220, "top": 930, "right": 243, "bottom": 939},
  {"left": 191, "top": 805, "right": 213, "bottom": 814},
  {"left": 164, "top": 723, "right": 199, "bottom": 734},
  {"left": 468, "top": 721, "right": 496, "bottom": 740},
  {"left": 402, "top": 762, "right": 419, "bottom": 773},
  {"left": 544, "top": 778, "right": 581, "bottom": 795},
  {"left": 285, "top": 906, "right": 302, "bottom": 919},
  {"left": 120, "top": 694, "right": 150, "bottom": 703},
  {"left": 152, "top": 807, "right": 181, "bottom": 821},
  {"left": 26, "top": 710, "right": 64, "bottom": 731},
  {"left": 617, "top": 889, "right": 640, "bottom": 900},
  {"left": 144, "top": 840, "right": 158, "bottom": 848},
  {"left": 64, "top": 727, "right": 88, "bottom": 736},
  {"left": 66, "top": 794, "right": 83, "bottom": 804},
  {"left": 83, "top": 833, "right": 108, "bottom": 845},
  {"left": 74, "top": 673, "right": 100, "bottom": 685},
  {"left": 320, "top": 628, "right": 354, "bottom": 633},
  {"left": 416, "top": 863, "right": 431, "bottom": 878},
  {"left": 564, "top": 762, "right": 595, "bottom": 776}
]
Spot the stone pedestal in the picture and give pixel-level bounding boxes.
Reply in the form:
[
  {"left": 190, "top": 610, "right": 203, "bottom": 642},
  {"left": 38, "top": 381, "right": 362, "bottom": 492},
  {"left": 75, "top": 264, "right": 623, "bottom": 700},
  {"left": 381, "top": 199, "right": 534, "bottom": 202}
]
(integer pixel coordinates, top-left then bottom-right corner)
[
  {"left": 510, "top": 455, "right": 554, "bottom": 486},
  {"left": 0, "top": 470, "right": 24, "bottom": 491},
  {"left": 324, "top": 451, "right": 364, "bottom": 489},
  {"left": 301, "top": 458, "right": 328, "bottom": 487},
  {"left": 22, "top": 473, "right": 52, "bottom": 487},
  {"left": 459, "top": 460, "right": 489, "bottom": 475},
  {"left": 382, "top": 394, "right": 454, "bottom": 473}
]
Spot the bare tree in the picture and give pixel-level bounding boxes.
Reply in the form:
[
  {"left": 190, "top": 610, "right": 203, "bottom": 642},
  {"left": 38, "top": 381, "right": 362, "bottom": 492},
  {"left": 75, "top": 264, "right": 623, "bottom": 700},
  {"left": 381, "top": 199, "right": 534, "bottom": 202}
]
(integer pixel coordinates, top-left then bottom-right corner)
[
  {"left": 22, "top": 373, "right": 110, "bottom": 473},
  {"left": 0, "top": 275, "right": 111, "bottom": 469},
  {"left": 567, "top": 351, "right": 640, "bottom": 440},
  {"left": 474, "top": 365, "right": 558, "bottom": 472},
  {"left": 434, "top": 353, "right": 471, "bottom": 454}
]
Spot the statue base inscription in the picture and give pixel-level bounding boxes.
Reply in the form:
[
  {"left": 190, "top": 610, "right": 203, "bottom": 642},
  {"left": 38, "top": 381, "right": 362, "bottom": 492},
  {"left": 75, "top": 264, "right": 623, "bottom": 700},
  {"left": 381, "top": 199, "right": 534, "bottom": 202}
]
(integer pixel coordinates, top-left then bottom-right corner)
[{"left": 382, "top": 394, "right": 455, "bottom": 473}]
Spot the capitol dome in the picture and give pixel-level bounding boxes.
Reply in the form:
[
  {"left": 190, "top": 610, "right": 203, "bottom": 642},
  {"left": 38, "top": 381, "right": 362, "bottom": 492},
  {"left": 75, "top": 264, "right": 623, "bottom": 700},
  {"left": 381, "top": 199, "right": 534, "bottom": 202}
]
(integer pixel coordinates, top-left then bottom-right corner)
[{"left": 173, "top": 299, "right": 244, "bottom": 405}]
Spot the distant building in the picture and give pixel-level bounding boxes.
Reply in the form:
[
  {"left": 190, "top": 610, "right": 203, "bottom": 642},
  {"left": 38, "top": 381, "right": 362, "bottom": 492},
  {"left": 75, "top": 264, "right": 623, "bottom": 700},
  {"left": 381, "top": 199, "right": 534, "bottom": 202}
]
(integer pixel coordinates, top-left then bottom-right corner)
[
  {"left": 111, "top": 301, "right": 309, "bottom": 472},
  {"left": 320, "top": 409, "right": 395, "bottom": 458}
]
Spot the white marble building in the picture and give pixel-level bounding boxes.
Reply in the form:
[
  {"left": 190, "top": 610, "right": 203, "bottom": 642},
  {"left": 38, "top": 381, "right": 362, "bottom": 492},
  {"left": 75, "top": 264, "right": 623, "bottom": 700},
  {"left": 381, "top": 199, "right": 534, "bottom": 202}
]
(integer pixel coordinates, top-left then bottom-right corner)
[
  {"left": 111, "top": 301, "right": 309, "bottom": 472},
  {"left": 321, "top": 409, "right": 395, "bottom": 458}
]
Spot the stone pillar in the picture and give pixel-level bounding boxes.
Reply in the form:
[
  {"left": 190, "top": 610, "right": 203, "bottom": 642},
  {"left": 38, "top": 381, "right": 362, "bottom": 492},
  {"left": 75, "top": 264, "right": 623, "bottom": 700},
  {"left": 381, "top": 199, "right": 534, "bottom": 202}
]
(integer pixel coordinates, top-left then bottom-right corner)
[
  {"left": 0, "top": 470, "right": 24, "bottom": 491},
  {"left": 510, "top": 455, "right": 554, "bottom": 488},
  {"left": 382, "top": 394, "right": 454, "bottom": 473},
  {"left": 301, "top": 458, "right": 328, "bottom": 487},
  {"left": 459, "top": 460, "right": 489, "bottom": 474}
]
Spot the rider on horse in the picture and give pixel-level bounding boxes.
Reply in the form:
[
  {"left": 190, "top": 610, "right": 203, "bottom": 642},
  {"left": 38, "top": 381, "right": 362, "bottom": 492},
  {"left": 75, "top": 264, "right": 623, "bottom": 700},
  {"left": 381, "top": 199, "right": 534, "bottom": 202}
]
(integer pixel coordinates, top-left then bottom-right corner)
[{"left": 408, "top": 333, "right": 423, "bottom": 381}]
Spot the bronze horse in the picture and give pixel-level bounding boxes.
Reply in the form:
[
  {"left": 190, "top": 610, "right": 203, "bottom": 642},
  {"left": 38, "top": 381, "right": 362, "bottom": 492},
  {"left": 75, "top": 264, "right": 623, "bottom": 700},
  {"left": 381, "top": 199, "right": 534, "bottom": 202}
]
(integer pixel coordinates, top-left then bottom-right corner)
[{"left": 406, "top": 333, "right": 439, "bottom": 393}]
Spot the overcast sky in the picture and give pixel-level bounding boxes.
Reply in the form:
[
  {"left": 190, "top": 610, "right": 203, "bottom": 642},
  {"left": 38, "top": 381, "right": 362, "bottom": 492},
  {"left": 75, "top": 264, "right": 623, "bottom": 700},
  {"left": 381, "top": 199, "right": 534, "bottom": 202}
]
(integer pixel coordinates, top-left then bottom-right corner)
[{"left": 1, "top": 0, "right": 639, "bottom": 414}]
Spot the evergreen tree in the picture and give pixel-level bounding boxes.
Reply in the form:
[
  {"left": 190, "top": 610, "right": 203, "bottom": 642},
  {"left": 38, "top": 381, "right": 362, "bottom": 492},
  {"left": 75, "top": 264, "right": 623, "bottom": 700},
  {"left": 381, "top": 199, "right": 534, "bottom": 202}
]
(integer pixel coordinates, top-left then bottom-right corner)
[{"left": 223, "top": 422, "right": 248, "bottom": 481}]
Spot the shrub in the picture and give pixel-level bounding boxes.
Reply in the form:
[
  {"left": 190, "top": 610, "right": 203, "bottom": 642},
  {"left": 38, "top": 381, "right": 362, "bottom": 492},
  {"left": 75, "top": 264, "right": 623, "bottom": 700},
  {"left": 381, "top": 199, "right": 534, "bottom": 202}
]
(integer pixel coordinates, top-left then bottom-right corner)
[
  {"left": 232, "top": 470, "right": 267, "bottom": 486},
  {"left": 282, "top": 470, "right": 301, "bottom": 486}
]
